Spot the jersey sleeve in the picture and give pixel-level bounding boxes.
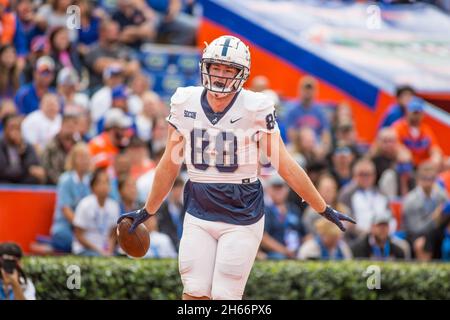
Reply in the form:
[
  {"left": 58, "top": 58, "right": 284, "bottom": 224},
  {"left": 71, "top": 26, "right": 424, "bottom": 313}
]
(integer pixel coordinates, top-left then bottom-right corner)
[
  {"left": 254, "top": 95, "right": 280, "bottom": 134},
  {"left": 167, "top": 87, "right": 191, "bottom": 131}
]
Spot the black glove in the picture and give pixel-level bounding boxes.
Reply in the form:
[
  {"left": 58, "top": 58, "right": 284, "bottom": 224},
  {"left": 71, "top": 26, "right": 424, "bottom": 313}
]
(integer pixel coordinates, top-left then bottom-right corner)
[
  {"left": 321, "top": 205, "right": 356, "bottom": 232},
  {"left": 117, "top": 208, "right": 153, "bottom": 233}
]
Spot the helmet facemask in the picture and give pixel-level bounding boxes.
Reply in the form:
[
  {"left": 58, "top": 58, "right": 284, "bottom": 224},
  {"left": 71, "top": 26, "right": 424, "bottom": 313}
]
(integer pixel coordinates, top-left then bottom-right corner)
[{"left": 200, "top": 59, "right": 249, "bottom": 98}]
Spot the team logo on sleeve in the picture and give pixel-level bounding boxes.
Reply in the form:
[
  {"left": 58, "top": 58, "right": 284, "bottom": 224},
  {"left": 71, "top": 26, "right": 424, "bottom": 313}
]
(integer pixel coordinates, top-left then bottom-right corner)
[{"left": 184, "top": 110, "right": 197, "bottom": 119}]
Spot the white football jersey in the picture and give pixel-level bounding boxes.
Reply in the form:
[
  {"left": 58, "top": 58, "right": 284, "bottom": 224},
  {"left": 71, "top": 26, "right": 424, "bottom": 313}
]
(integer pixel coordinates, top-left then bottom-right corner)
[{"left": 167, "top": 86, "right": 279, "bottom": 184}]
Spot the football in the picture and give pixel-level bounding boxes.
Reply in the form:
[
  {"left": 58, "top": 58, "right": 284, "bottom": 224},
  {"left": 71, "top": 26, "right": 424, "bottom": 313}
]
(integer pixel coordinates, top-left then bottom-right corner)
[{"left": 117, "top": 218, "right": 150, "bottom": 258}]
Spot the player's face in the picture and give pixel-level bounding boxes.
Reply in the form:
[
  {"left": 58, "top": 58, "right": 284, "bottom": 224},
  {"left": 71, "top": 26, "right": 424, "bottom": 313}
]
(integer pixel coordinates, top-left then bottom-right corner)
[{"left": 208, "top": 63, "right": 239, "bottom": 90}]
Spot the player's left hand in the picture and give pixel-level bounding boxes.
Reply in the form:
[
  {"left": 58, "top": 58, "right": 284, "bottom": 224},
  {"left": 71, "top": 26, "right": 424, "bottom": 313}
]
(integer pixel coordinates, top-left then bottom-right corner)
[
  {"left": 320, "top": 205, "right": 356, "bottom": 232},
  {"left": 117, "top": 208, "right": 153, "bottom": 233}
]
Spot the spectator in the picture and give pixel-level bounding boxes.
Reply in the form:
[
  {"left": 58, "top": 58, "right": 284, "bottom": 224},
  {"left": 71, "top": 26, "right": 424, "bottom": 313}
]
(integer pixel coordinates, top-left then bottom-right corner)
[
  {"left": 136, "top": 91, "right": 162, "bottom": 142},
  {"left": 0, "top": 45, "right": 21, "bottom": 100},
  {"left": 41, "top": 114, "right": 79, "bottom": 185},
  {"left": 97, "top": 85, "right": 138, "bottom": 133},
  {"left": 422, "top": 201, "right": 450, "bottom": 261},
  {"left": 21, "top": 35, "right": 50, "bottom": 85},
  {"left": 438, "top": 157, "right": 450, "bottom": 196},
  {"left": 0, "top": 99, "right": 17, "bottom": 134},
  {"left": 56, "top": 67, "right": 89, "bottom": 114},
  {"left": 0, "top": 114, "right": 45, "bottom": 184},
  {"left": 75, "top": 0, "right": 102, "bottom": 54},
  {"left": 0, "top": 242, "right": 35, "bottom": 300},
  {"left": 109, "top": 151, "right": 132, "bottom": 202},
  {"left": 76, "top": 110, "right": 93, "bottom": 142},
  {"left": 402, "top": 162, "right": 448, "bottom": 258},
  {"left": 149, "top": 115, "right": 168, "bottom": 158},
  {"left": 261, "top": 174, "right": 305, "bottom": 260},
  {"left": 126, "top": 136, "right": 155, "bottom": 180},
  {"left": 0, "top": 0, "right": 15, "bottom": 47},
  {"left": 90, "top": 64, "right": 126, "bottom": 123},
  {"left": 393, "top": 97, "right": 442, "bottom": 168},
  {"left": 298, "top": 218, "right": 352, "bottom": 260},
  {"left": 14, "top": 0, "right": 44, "bottom": 56},
  {"left": 284, "top": 76, "right": 331, "bottom": 158},
  {"left": 88, "top": 108, "right": 131, "bottom": 168},
  {"left": 84, "top": 19, "right": 140, "bottom": 89},
  {"left": 144, "top": 215, "right": 177, "bottom": 258},
  {"left": 351, "top": 211, "right": 406, "bottom": 260},
  {"left": 379, "top": 85, "right": 415, "bottom": 128},
  {"left": 128, "top": 73, "right": 152, "bottom": 115},
  {"left": 144, "top": 0, "right": 198, "bottom": 46},
  {"left": 112, "top": 0, "right": 158, "bottom": 48},
  {"left": 250, "top": 75, "right": 270, "bottom": 92},
  {"left": 21, "top": 92, "right": 62, "bottom": 155},
  {"left": 369, "top": 127, "right": 414, "bottom": 198},
  {"left": 157, "top": 177, "right": 185, "bottom": 251},
  {"left": 73, "top": 168, "right": 120, "bottom": 256},
  {"left": 302, "top": 174, "right": 350, "bottom": 236},
  {"left": 118, "top": 174, "right": 140, "bottom": 213},
  {"left": 48, "top": 27, "right": 82, "bottom": 81},
  {"left": 287, "top": 126, "right": 324, "bottom": 168},
  {"left": 328, "top": 143, "right": 355, "bottom": 188},
  {"left": 333, "top": 118, "right": 367, "bottom": 156},
  {"left": 36, "top": 0, "right": 77, "bottom": 41},
  {"left": 50, "top": 142, "right": 91, "bottom": 253},
  {"left": 338, "top": 158, "right": 395, "bottom": 235},
  {"left": 15, "top": 55, "right": 55, "bottom": 115}
]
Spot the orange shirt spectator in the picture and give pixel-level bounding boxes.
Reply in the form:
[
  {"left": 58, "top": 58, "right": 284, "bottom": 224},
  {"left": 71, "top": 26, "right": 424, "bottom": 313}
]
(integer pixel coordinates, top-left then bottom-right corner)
[
  {"left": 392, "top": 98, "right": 442, "bottom": 167},
  {"left": 88, "top": 109, "right": 131, "bottom": 168},
  {"left": 0, "top": 0, "right": 16, "bottom": 45}
]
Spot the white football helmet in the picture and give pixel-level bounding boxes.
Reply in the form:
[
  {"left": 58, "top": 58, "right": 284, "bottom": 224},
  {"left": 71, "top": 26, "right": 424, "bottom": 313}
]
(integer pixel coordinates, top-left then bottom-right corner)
[{"left": 200, "top": 35, "right": 251, "bottom": 97}]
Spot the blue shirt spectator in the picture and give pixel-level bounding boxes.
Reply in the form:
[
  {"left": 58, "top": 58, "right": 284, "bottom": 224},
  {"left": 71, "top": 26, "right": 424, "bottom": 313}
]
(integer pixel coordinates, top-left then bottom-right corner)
[
  {"left": 379, "top": 85, "right": 416, "bottom": 128},
  {"left": 15, "top": 56, "right": 56, "bottom": 115},
  {"left": 50, "top": 144, "right": 92, "bottom": 253}
]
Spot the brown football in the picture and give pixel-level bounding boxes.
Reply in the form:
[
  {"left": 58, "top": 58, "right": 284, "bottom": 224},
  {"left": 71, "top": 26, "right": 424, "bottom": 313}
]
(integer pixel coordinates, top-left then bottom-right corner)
[{"left": 117, "top": 218, "right": 150, "bottom": 258}]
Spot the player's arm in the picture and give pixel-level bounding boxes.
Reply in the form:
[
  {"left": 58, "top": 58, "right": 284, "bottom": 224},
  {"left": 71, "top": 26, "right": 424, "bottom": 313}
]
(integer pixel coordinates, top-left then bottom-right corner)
[
  {"left": 260, "top": 131, "right": 356, "bottom": 231},
  {"left": 118, "top": 125, "right": 185, "bottom": 231}
]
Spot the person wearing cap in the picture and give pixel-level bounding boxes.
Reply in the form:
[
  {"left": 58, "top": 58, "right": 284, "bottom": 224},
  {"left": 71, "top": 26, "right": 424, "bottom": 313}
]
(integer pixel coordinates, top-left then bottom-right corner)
[
  {"left": 298, "top": 218, "right": 352, "bottom": 260},
  {"left": 402, "top": 161, "right": 448, "bottom": 259},
  {"left": 56, "top": 67, "right": 89, "bottom": 114},
  {"left": 351, "top": 211, "right": 406, "bottom": 260},
  {"left": 392, "top": 97, "right": 442, "bottom": 167},
  {"left": 90, "top": 64, "right": 126, "bottom": 123},
  {"left": 84, "top": 19, "right": 140, "bottom": 89},
  {"left": 283, "top": 76, "right": 332, "bottom": 156},
  {"left": 0, "top": 242, "right": 36, "bottom": 300},
  {"left": 379, "top": 85, "right": 416, "bottom": 128},
  {"left": 21, "top": 92, "right": 62, "bottom": 156},
  {"left": 88, "top": 108, "right": 132, "bottom": 169},
  {"left": 14, "top": 55, "right": 56, "bottom": 115},
  {"left": 260, "top": 174, "right": 306, "bottom": 260},
  {"left": 96, "top": 84, "right": 138, "bottom": 134}
]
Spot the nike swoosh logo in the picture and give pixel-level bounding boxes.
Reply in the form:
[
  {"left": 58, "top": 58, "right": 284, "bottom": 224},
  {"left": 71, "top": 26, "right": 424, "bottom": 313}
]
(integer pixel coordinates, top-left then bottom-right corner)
[{"left": 230, "top": 117, "right": 243, "bottom": 124}]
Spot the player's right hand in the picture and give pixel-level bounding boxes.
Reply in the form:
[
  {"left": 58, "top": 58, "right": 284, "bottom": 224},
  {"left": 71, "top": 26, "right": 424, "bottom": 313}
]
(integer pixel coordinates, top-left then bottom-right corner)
[{"left": 117, "top": 208, "right": 153, "bottom": 233}]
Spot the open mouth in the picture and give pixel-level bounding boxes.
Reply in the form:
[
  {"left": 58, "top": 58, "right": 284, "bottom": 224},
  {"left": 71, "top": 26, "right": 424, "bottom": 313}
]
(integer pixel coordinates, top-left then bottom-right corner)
[{"left": 213, "top": 81, "right": 226, "bottom": 88}]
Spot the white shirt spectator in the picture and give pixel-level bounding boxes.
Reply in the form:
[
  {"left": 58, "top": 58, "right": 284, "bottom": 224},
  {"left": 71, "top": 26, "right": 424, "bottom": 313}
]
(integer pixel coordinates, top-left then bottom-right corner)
[
  {"left": 21, "top": 110, "right": 62, "bottom": 151},
  {"left": 298, "top": 238, "right": 353, "bottom": 260},
  {"left": 72, "top": 195, "right": 120, "bottom": 254},
  {"left": 137, "top": 169, "right": 156, "bottom": 204},
  {"left": 136, "top": 114, "right": 153, "bottom": 142},
  {"left": 90, "top": 86, "right": 112, "bottom": 123},
  {"left": 144, "top": 231, "right": 177, "bottom": 258},
  {"left": 351, "top": 189, "right": 396, "bottom": 233}
]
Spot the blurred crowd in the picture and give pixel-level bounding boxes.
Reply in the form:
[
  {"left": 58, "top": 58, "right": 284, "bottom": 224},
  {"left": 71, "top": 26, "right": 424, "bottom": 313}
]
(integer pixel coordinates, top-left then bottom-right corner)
[{"left": 0, "top": 0, "right": 449, "bottom": 263}]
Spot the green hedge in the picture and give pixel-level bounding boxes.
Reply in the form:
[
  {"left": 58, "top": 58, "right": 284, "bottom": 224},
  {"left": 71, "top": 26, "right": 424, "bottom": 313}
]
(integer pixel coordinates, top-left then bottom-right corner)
[{"left": 23, "top": 257, "right": 450, "bottom": 300}]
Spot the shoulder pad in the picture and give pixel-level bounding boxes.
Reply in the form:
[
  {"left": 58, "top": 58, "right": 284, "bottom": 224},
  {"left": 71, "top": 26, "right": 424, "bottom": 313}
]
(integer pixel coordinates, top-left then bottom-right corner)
[{"left": 170, "top": 86, "right": 197, "bottom": 106}]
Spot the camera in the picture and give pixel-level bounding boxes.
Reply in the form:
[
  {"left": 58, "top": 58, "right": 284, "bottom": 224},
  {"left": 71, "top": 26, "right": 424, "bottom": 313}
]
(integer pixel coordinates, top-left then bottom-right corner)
[{"left": 0, "top": 256, "right": 17, "bottom": 274}]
